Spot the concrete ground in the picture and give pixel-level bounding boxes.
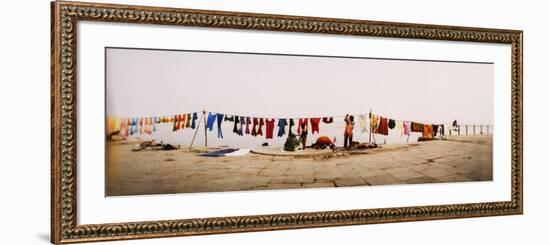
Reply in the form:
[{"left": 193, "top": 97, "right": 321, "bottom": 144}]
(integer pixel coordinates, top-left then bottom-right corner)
[{"left": 106, "top": 135, "right": 492, "bottom": 196}]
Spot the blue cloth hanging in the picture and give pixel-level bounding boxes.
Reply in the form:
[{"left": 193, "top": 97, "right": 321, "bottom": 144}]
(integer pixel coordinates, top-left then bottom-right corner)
[
  {"left": 216, "top": 113, "right": 224, "bottom": 138},
  {"left": 190, "top": 112, "right": 198, "bottom": 129},
  {"left": 206, "top": 112, "right": 217, "bottom": 131},
  {"left": 277, "top": 119, "right": 288, "bottom": 137}
]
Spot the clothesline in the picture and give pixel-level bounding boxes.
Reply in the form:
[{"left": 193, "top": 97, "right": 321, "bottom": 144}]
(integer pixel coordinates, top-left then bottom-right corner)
[
  {"left": 107, "top": 109, "right": 461, "bottom": 144},
  {"left": 111, "top": 109, "right": 459, "bottom": 126}
]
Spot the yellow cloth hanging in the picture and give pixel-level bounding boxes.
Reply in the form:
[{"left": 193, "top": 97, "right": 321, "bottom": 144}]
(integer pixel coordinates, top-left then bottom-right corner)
[
  {"left": 107, "top": 117, "right": 120, "bottom": 134},
  {"left": 370, "top": 114, "right": 379, "bottom": 133},
  {"left": 357, "top": 115, "right": 369, "bottom": 133},
  {"left": 395, "top": 120, "right": 404, "bottom": 137}
]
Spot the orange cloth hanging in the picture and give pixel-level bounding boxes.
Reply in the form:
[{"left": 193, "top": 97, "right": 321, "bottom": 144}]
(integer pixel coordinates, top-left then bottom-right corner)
[
  {"left": 144, "top": 117, "right": 153, "bottom": 134},
  {"left": 422, "top": 124, "right": 434, "bottom": 138}
]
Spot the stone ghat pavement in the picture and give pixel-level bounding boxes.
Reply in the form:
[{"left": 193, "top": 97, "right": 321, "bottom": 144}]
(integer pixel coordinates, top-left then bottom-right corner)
[{"left": 106, "top": 135, "right": 492, "bottom": 196}]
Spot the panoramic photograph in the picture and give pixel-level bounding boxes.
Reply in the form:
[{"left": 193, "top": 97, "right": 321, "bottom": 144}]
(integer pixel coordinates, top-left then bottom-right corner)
[{"left": 105, "top": 47, "right": 494, "bottom": 196}]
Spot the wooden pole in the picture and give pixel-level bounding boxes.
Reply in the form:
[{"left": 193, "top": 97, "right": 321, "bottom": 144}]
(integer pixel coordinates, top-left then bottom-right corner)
[
  {"left": 480, "top": 125, "right": 484, "bottom": 135},
  {"left": 368, "top": 109, "right": 372, "bottom": 145},
  {"left": 458, "top": 125, "right": 461, "bottom": 135},
  {"left": 203, "top": 110, "right": 208, "bottom": 147},
  {"left": 188, "top": 112, "right": 204, "bottom": 149},
  {"left": 473, "top": 125, "right": 476, "bottom": 135},
  {"left": 466, "top": 125, "right": 468, "bottom": 135}
]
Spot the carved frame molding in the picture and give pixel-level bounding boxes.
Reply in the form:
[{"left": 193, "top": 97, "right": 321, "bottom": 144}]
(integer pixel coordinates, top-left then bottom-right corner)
[{"left": 51, "top": 1, "right": 523, "bottom": 243}]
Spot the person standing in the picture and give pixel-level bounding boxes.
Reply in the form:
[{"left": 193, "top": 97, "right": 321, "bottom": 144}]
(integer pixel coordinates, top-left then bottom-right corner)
[{"left": 344, "top": 114, "right": 355, "bottom": 149}]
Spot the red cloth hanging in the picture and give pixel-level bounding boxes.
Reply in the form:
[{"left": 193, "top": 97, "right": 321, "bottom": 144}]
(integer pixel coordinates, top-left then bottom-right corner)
[
  {"left": 265, "top": 119, "right": 275, "bottom": 139},
  {"left": 257, "top": 118, "right": 264, "bottom": 136},
  {"left": 310, "top": 118, "right": 321, "bottom": 134},
  {"left": 245, "top": 117, "right": 251, "bottom": 134},
  {"left": 251, "top": 117, "right": 259, "bottom": 136},
  {"left": 377, "top": 117, "right": 389, "bottom": 135},
  {"left": 178, "top": 114, "right": 185, "bottom": 130},
  {"left": 297, "top": 118, "right": 309, "bottom": 134}
]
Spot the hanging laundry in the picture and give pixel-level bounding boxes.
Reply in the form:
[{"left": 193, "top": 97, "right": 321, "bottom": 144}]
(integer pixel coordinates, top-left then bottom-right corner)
[
  {"left": 107, "top": 117, "right": 121, "bottom": 135},
  {"left": 411, "top": 122, "right": 424, "bottom": 132},
  {"left": 377, "top": 117, "right": 389, "bottom": 135},
  {"left": 440, "top": 124, "right": 445, "bottom": 136},
  {"left": 233, "top": 116, "right": 240, "bottom": 135},
  {"left": 257, "top": 118, "right": 264, "bottom": 136},
  {"left": 251, "top": 117, "right": 259, "bottom": 136},
  {"left": 130, "top": 118, "right": 138, "bottom": 135},
  {"left": 395, "top": 120, "right": 403, "bottom": 136},
  {"left": 370, "top": 114, "right": 380, "bottom": 133},
  {"left": 152, "top": 117, "right": 157, "bottom": 132},
  {"left": 179, "top": 114, "right": 186, "bottom": 130},
  {"left": 357, "top": 115, "right": 369, "bottom": 134},
  {"left": 119, "top": 118, "right": 129, "bottom": 137},
  {"left": 288, "top": 119, "right": 295, "bottom": 135},
  {"left": 172, "top": 115, "right": 178, "bottom": 131},
  {"left": 216, "top": 113, "right": 224, "bottom": 138},
  {"left": 144, "top": 117, "right": 153, "bottom": 135},
  {"left": 423, "top": 124, "right": 434, "bottom": 138},
  {"left": 432, "top": 124, "right": 440, "bottom": 137},
  {"left": 277, "top": 119, "right": 287, "bottom": 137},
  {"left": 190, "top": 112, "right": 198, "bottom": 129},
  {"left": 206, "top": 112, "right": 217, "bottom": 131},
  {"left": 297, "top": 118, "right": 309, "bottom": 134},
  {"left": 403, "top": 121, "right": 411, "bottom": 136},
  {"left": 139, "top": 118, "right": 144, "bottom": 134},
  {"left": 245, "top": 117, "right": 251, "bottom": 134},
  {"left": 239, "top": 116, "right": 245, "bottom": 136},
  {"left": 388, "top": 119, "right": 396, "bottom": 129},
  {"left": 322, "top": 117, "right": 333, "bottom": 124},
  {"left": 310, "top": 118, "right": 321, "bottom": 134},
  {"left": 265, "top": 118, "right": 275, "bottom": 139},
  {"left": 185, "top": 113, "right": 191, "bottom": 128},
  {"left": 224, "top": 115, "right": 234, "bottom": 122}
]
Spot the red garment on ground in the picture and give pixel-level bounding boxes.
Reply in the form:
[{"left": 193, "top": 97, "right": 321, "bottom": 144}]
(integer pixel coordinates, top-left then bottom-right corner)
[
  {"left": 377, "top": 117, "right": 389, "bottom": 135},
  {"left": 316, "top": 136, "right": 333, "bottom": 145},
  {"left": 297, "top": 118, "right": 309, "bottom": 134},
  {"left": 310, "top": 118, "right": 321, "bottom": 134},
  {"left": 265, "top": 119, "right": 275, "bottom": 139}
]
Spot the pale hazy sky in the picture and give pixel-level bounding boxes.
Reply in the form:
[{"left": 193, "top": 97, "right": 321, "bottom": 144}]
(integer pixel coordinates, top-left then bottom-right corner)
[{"left": 106, "top": 48, "right": 494, "bottom": 125}]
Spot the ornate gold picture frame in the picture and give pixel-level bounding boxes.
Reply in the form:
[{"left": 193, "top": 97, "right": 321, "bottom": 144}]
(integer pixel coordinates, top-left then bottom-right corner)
[{"left": 51, "top": 1, "right": 523, "bottom": 243}]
